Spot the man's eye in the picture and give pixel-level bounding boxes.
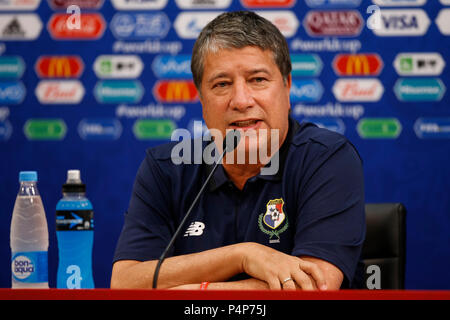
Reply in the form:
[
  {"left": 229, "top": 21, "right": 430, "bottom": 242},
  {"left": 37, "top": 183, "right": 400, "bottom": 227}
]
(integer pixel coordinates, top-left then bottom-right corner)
[
  {"left": 252, "top": 77, "right": 267, "bottom": 83},
  {"left": 213, "top": 82, "right": 228, "bottom": 89}
]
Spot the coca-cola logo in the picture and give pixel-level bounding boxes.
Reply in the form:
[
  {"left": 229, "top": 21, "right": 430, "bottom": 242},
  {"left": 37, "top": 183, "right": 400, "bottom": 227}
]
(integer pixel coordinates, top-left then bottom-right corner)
[{"left": 304, "top": 10, "right": 363, "bottom": 36}]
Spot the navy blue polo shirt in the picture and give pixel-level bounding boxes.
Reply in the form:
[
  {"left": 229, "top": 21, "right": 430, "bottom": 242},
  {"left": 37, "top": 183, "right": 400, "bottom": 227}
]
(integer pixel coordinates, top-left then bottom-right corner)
[{"left": 114, "top": 117, "right": 366, "bottom": 288}]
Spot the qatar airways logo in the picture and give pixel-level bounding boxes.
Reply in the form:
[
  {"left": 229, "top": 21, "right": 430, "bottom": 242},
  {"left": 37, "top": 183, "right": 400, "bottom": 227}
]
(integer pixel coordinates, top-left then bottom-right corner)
[{"left": 170, "top": 122, "right": 280, "bottom": 175}]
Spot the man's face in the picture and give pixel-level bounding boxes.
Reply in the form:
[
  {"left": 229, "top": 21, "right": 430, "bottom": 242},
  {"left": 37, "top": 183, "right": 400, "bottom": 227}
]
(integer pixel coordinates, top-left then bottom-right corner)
[{"left": 199, "top": 46, "right": 291, "bottom": 161}]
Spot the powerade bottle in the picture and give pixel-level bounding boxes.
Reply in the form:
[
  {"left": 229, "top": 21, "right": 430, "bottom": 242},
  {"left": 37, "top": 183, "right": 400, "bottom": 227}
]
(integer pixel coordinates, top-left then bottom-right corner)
[
  {"left": 10, "top": 171, "right": 49, "bottom": 288},
  {"left": 56, "top": 170, "right": 94, "bottom": 289}
]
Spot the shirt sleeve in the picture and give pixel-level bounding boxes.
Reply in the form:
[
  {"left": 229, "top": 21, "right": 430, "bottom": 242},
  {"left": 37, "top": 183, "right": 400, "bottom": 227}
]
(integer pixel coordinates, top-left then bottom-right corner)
[
  {"left": 113, "top": 150, "right": 174, "bottom": 263},
  {"left": 291, "top": 139, "right": 366, "bottom": 287}
]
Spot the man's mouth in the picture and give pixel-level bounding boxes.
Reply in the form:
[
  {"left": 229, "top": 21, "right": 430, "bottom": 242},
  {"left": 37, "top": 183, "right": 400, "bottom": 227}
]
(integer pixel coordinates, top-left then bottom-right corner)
[{"left": 230, "top": 119, "right": 261, "bottom": 128}]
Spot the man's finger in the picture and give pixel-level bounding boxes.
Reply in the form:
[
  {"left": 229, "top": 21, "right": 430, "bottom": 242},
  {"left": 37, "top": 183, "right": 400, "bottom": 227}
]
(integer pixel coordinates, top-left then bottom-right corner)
[
  {"left": 292, "top": 270, "right": 315, "bottom": 291},
  {"left": 280, "top": 276, "right": 296, "bottom": 291},
  {"left": 267, "top": 277, "right": 281, "bottom": 290},
  {"left": 298, "top": 259, "right": 327, "bottom": 290}
]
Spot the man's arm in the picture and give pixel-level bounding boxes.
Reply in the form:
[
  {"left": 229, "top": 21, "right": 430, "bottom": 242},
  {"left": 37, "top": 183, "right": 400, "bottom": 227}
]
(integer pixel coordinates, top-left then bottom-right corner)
[
  {"left": 111, "top": 242, "right": 328, "bottom": 290},
  {"left": 169, "top": 256, "right": 342, "bottom": 291}
]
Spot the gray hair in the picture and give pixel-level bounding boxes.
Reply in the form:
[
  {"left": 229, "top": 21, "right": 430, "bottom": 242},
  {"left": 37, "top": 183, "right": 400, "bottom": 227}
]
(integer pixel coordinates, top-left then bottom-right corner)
[{"left": 191, "top": 11, "right": 292, "bottom": 91}]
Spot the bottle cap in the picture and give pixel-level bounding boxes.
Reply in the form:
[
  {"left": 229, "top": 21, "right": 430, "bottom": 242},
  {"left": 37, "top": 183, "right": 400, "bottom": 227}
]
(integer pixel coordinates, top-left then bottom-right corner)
[
  {"left": 19, "top": 171, "right": 38, "bottom": 182},
  {"left": 67, "top": 169, "right": 81, "bottom": 183},
  {"left": 62, "top": 169, "right": 86, "bottom": 193}
]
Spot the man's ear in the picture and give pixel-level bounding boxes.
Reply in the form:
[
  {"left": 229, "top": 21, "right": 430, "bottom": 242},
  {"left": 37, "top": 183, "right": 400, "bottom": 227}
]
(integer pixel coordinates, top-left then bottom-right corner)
[{"left": 285, "top": 73, "right": 292, "bottom": 89}]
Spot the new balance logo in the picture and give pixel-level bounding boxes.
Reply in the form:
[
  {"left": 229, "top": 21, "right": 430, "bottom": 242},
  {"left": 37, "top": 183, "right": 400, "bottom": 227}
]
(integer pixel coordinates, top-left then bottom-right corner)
[{"left": 184, "top": 221, "right": 205, "bottom": 237}]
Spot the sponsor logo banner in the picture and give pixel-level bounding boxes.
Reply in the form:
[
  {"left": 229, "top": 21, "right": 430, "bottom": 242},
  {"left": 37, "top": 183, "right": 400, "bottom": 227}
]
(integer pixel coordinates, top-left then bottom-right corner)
[
  {"left": 24, "top": 119, "right": 67, "bottom": 140},
  {"left": 93, "top": 55, "right": 144, "bottom": 79},
  {"left": 174, "top": 12, "right": 223, "bottom": 39},
  {"left": 393, "top": 53, "right": 445, "bottom": 76},
  {"left": 240, "top": 0, "right": 295, "bottom": 8},
  {"left": 0, "top": 14, "right": 43, "bottom": 40},
  {"left": 47, "top": 0, "right": 104, "bottom": 9},
  {"left": 0, "top": 0, "right": 41, "bottom": 10},
  {"left": 414, "top": 118, "right": 450, "bottom": 139},
  {"left": 304, "top": 10, "right": 363, "bottom": 37},
  {"left": 35, "top": 80, "right": 85, "bottom": 104},
  {"left": 394, "top": 78, "right": 446, "bottom": 101},
  {"left": 48, "top": 13, "right": 105, "bottom": 40},
  {"left": 436, "top": 9, "right": 450, "bottom": 36},
  {"left": 0, "top": 82, "right": 26, "bottom": 104},
  {"left": 333, "top": 53, "right": 383, "bottom": 76},
  {"left": 110, "top": 13, "right": 170, "bottom": 39},
  {"left": 357, "top": 118, "right": 402, "bottom": 139},
  {"left": 78, "top": 118, "right": 122, "bottom": 140},
  {"left": 291, "top": 54, "right": 323, "bottom": 76},
  {"left": 303, "top": 117, "right": 346, "bottom": 134},
  {"left": 333, "top": 78, "right": 384, "bottom": 102},
  {"left": 256, "top": 11, "right": 299, "bottom": 37},
  {"left": 152, "top": 55, "right": 192, "bottom": 78},
  {"left": 290, "top": 79, "right": 323, "bottom": 102},
  {"left": 94, "top": 80, "right": 144, "bottom": 104},
  {"left": 176, "top": 0, "right": 232, "bottom": 9},
  {"left": 133, "top": 119, "right": 176, "bottom": 140},
  {"left": 0, "top": 56, "right": 25, "bottom": 78},
  {"left": 153, "top": 80, "right": 198, "bottom": 103},
  {"left": 306, "top": 0, "right": 361, "bottom": 7},
  {"left": 35, "top": 56, "right": 84, "bottom": 78},
  {"left": 372, "top": 0, "right": 427, "bottom": 6},
  {"left": 0, "top": 120, "right": 12, "bottom": 141},
  {"left": 111, "top": 0, "right": 168, "bottom": 10},
  {"left": 373, "top": 9, "right": 430, "bottom": 36}
]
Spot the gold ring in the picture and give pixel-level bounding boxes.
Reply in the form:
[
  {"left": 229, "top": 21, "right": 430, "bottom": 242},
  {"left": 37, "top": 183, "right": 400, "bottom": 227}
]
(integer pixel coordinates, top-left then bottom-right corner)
[{"left": 281, "top": 277, "right": 293, "bottom": 285}]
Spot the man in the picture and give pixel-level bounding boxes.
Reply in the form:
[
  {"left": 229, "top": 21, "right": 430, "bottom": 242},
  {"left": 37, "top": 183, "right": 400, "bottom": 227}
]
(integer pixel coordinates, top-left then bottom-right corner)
[{"left": 111, "top": 11, "right": 365, "bottom": 290}]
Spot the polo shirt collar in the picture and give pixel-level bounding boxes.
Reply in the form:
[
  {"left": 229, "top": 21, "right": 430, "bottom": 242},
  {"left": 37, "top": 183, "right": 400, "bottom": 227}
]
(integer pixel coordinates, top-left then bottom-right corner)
[{"left": 205, "top": 116, "right": 300, "bottom": 191}]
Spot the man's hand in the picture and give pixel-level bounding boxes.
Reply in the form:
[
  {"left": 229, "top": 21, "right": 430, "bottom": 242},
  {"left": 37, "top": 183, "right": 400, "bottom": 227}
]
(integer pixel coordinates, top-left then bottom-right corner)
[
  {"left": 238, "top": 243, "right": 329, "bottom": 290},
  {"left": 111, "top": 242, "right": 343, "bottom": 290}
]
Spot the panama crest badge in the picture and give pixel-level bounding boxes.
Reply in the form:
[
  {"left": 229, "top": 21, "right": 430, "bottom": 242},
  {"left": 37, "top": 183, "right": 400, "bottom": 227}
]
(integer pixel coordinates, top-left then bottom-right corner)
[{"left": 258, "top": 198, "right": 288, "bottom": 244}]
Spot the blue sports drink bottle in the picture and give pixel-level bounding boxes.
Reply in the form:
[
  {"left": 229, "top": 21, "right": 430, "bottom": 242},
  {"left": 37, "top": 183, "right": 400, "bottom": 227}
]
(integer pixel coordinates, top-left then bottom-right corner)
[{"left": 56, "top": 170, "right": 94, "bottom": 289}]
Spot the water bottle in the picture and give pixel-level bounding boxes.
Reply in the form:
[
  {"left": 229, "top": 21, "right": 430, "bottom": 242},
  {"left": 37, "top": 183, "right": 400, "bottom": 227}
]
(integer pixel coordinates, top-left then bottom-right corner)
[
  {"left": 10, "top": 171, "right": 49, "bottom": 288},
  {"left": 56, "top": 169, "right": 94, "bottom": 289}
]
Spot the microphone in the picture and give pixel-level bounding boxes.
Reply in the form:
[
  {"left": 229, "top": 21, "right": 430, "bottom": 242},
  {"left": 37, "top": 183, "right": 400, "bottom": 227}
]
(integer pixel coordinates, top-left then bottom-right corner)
[{"left": 152, "top": 129, "right": 241, "bottom": 289}]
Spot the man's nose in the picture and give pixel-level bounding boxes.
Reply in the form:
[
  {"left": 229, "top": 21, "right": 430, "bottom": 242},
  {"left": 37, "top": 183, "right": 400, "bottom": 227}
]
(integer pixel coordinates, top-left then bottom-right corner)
[{"left": 229, "top": 81, "right": 255, "bottom": 111}]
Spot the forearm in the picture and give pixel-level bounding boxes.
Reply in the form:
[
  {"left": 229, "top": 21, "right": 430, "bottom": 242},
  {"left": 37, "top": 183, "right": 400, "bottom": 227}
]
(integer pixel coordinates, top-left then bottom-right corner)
[{"left": 111, "top": 243, "right": 245, "bottom": 289}]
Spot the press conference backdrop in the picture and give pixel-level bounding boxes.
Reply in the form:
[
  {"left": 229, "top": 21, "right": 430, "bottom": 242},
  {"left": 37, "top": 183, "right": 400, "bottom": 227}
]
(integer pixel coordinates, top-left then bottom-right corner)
[{"left": 0, "top": 0, "right": 449, "bottom": 289}]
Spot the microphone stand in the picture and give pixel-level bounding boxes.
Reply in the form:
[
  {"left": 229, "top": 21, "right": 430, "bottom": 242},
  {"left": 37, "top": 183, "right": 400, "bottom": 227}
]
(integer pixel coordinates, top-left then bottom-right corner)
[{"left": 152, "top": 131, "right": 240, "bottom": 289}]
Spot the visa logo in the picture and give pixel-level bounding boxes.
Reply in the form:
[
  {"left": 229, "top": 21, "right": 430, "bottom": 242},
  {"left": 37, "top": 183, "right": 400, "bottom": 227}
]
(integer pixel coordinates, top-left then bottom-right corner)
[
  {"left": 373, "top": 10, "right": 430, "bottom": 36},
  {"left": 382, "top": 15, "right": 418, "bottom": 29}
]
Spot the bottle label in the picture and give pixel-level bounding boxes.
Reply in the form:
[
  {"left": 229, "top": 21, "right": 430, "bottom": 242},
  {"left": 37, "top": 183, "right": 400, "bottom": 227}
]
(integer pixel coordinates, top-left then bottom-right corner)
[
  {"left": 11, "top": 251, "right": 48, "bottom": 283},
  {"left": 56, "top": 210, "right": 94, "bottom": 231}
]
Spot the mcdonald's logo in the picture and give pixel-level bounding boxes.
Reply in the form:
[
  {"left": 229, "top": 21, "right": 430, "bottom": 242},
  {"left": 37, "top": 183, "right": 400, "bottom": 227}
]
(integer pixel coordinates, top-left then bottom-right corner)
[
  {"left": 35, "top": 56, "right": 84, "bottom": 78},
  {"left": 333, "top": 54, "right": 383, "bottom": 76},
  {"left": 153, "top": 80, "right": 198, "bottom": 103}
]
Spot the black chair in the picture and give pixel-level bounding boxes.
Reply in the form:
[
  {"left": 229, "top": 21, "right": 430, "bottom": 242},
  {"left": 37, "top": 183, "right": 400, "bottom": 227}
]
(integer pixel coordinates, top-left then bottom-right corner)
[{"left": 361, "top": 203, "right": 406, "bottom": 289}]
